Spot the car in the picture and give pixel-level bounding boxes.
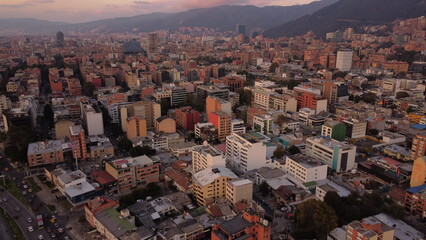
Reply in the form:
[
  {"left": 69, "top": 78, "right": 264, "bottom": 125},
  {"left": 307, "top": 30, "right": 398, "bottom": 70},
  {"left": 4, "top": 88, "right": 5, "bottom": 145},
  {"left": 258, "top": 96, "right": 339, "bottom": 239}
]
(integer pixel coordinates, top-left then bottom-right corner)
[
  {"left": 51, "top": 233, "right": 56, "bottom": 238},
  {"left": 28, "top": 188, "right": 33, "bottom": 192},
  {"left": 28, "top": 226, "right": 34, "bottom": 232},
  {"left": 38, "top": 235, "right": 44, "bottom": 240},
  {"left": 22, "top": 191, "right": 27, "bottom": 196},
  {"left": 46, "top": 227, "right": 52, "bottom": 233},
  {"left": 27, "top": 217, "right": 33, "bottom": 223},
  {"left": 23, "top": 184, "right": 28, "bottom": 189},
  {"left": 57, "top": 228, "right": 64, "bottom": 233},
  {"left": 54, "top": 223, "right": 59, "bottom": 228},
  {"left": 2, "top": 198, "right": 7, "bottom": 202},
  {"left": 15, "top": 207, "right": 21, "bottom": 212}
]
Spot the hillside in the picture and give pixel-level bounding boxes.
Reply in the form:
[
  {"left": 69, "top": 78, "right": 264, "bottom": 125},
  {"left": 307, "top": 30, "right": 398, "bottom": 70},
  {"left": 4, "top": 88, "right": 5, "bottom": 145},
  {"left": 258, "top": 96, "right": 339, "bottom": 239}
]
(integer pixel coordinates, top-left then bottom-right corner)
[
  {"left": 263, "top": 0, "right": 426, "bottom": 38},
  {"left": 0, "top": 0, "right": 338, "bottom": 35}
]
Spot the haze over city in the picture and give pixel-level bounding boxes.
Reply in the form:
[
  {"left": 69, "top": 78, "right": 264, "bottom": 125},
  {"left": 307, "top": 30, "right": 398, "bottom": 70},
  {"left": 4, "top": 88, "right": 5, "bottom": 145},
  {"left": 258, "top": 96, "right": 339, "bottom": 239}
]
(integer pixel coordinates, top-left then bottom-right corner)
[{"left": 0, "top": 0, "right": 317, "bottom": 23}]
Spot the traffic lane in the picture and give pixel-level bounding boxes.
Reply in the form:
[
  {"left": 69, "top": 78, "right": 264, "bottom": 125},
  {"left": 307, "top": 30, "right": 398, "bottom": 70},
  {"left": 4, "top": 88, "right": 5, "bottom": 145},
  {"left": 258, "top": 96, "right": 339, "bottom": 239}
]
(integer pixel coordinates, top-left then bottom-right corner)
[{"left": 0, "top": 191, "right": 45, "bottom": 240}]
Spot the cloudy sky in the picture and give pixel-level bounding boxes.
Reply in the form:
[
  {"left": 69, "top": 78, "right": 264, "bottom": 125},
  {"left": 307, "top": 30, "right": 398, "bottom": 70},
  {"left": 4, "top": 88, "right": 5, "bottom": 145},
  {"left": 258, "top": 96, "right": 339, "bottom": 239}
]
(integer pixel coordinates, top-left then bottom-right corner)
[{"left": 0, "top": 0, "right": 316, "bottom": 23}]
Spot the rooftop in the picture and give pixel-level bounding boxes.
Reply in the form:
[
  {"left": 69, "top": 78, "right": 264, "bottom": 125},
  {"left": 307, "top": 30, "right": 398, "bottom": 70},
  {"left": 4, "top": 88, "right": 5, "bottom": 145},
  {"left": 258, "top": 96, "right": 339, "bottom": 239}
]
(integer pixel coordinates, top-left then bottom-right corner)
[
  {"left": 27, "top": 140, "right": 62, "bottom": 155},
  {"left": 374, "top": 213, "right": 424, "bottom": 240},
  {"left": 95, "top": 207, "right": 135, "bottom": 238},
  {"left": 192, "top": 143, "right": 222, "bottom": 157},
  {"left": 192, "top": 167, "right": 238, "bottom": 187},
  {"left": 219, "top": 214, "right": 254, "bottom": 235},
  {"left": 228, "top": 179, "right": 253, "bottom": 187},
  {"left": 64, "top": 181, "right": 96, "bottom": 198},
  {"left": 287, "top": 154, "right": 326, "bottom": 169},
  {"left": 307, "top": 136, "right": 355, "bottom": 150},
  {"left": 108, "top": 155, "right": 154, "bottom": 170}
]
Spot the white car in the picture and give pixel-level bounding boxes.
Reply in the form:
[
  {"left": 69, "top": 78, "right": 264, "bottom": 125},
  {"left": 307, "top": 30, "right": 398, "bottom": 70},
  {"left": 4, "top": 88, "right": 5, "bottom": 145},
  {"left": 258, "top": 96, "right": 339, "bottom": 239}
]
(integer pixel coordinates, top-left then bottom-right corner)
[
  {"left": 38, "top": 235, "right": 44, "bottom": 240},
  {"left": 23, "top": 185, "right": 28, "bottom": 189},
  {"left": 28, "top": 226, "right": 34, "bottom": 232},
  {"left": 27, "top": 217, "right": 33, "bottom": 223}
]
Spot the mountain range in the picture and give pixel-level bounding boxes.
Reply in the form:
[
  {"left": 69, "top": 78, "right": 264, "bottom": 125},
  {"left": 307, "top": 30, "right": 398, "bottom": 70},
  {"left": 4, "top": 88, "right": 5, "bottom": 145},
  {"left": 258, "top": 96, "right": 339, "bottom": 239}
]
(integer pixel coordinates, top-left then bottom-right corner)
[
  {"left": 263, "top": 0, "right": 426, "bottom": 38},
  {"left": 0, "top": 0, "right": 338, "bottom": 35}
]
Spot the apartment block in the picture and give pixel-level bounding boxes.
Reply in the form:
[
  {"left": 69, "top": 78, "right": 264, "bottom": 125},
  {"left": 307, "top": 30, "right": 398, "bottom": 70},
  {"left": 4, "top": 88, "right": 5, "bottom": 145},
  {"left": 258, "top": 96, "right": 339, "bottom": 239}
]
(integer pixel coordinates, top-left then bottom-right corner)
[
  {"left": 81, "top": 100, "right": 104, "bottom": 136},
  {"left": 253, "top": 114, "right": 273, "bottom": 134},
  {"left": 70, "top": 125, "right": 88, "bottom": 160},
  {"left": 206, "top": 96, "right": 232, "bottom": 122},
  {"left": 210, "top": 111, "right": 232, "bottom": 141},
  {"left": 305, "top": 136, "right": 356, "bottom": 173},
  {"left": 293, "top": 86, "right": 327, "bottom": 114},
  {"left": 27, "top": 140, "right": 64, "bottom": 167},
  {"left": 192, "top": 167, "right": 238, "bottom": 206},
  {"left": 105, "top": 155, "right": 160, "bottom": 191},
  {"left": 176, "top": 106, "right": 200, "bottom": 131},
  {"left": 322, "top": 120, "right": 346, "bottom": 141},
  {"left": 411, "top": 133, "right": 426, "bottom": 160},
  {"left": 231, "top": 119, "right": 246, "bottom": 135},
  {"left": 126, "top": 117, "right": 147, "bottom": 139},
  {"left": 404, "top": 184, "right": 426, "bottom": 221},
  {"left": 410, "top": 156, "right": 426, "bottom": 187},
  {"left": 346, "top": 216, "right": 394, "bottom": 240},
  {"left": 226, "top": 133, "right": 267, "bottom": 173},
  {"left": 192, "top": 142, "right": 226, "bottom": 173},
  {"left": 285, "top": 154, "right": 328, "bottom": 183}
]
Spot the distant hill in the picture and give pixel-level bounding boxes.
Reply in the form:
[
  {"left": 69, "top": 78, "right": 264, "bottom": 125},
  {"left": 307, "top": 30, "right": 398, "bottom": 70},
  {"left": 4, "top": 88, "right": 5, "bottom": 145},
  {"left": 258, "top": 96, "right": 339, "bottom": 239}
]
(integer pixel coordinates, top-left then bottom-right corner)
[
  {"left": 0, "top": 18, "right": 69, "bottom": 35},
  {"left": 263, "top": 0, "right": 426, "bottom": 38},
  {"left": 0, "top": 0, "right": 338, "bottom": 35}
]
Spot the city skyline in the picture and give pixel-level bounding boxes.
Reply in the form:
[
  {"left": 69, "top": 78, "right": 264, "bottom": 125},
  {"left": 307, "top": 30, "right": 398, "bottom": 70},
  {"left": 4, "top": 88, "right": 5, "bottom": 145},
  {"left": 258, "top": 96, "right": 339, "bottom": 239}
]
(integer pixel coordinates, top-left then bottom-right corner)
[{"left": 0, "top": 0, "right": 317, "bottom": 23}]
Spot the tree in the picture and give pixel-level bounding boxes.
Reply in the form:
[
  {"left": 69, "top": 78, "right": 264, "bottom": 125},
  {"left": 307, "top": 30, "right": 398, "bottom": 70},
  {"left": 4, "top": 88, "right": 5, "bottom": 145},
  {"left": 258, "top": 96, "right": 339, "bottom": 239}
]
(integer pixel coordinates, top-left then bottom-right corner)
[
  {"left": 118, "top": 137, "right": 133, "bottom": 152},
  {"left": 43, "top": 104, "right": 54, "bottom": 127},
  {"left": 273, "top": 145, "right": 285, "bottom": 159},
  {"left": 368, "top": 128, "right": 379, "bottom": 137},
  {"left": 395, "top": 91, "right": 409, "bottom": 99},
  {"left": 333, "top": 71, "right": 347, "bottom": 79},
  {"left": 259, "top": 181, "right": 269, "bottom": 196},
  {"left": 275, "top": 114, "right": 286, "bottom": 133},
  {"left": 362, "top": 92, "right": 376, "bottom": 104},
  {"left": 83, "top": 82, "right": 95, "bottom": 97},
  {"left": 407, "top": 106, "right": 416, "bottom": 114},
  {"left": 269, "top": 62, "right": 279, "bottom": 73},
  {"left": 288, "top": 145, "right": 301, "bottom": 155},
  {"left": 129, "top": 145, "right": 156, "bottom": 157},
  {"left": 294, "top": 199, "right": 338, "bottom": 239},
  {"left": 324, "top": 192, "right": 345, "bottom": 225}
]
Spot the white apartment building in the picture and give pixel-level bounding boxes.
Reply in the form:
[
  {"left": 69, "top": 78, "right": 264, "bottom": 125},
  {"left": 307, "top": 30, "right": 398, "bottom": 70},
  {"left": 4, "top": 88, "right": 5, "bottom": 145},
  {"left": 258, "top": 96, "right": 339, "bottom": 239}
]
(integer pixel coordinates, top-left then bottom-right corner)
[
  {"left": 192, "top": 143, "right": 226, "bottom": 173},
  {"left": 226, "top": 179, "right": 253, "bottom": 204},
  {"left": 285, "top": 154, "right": 327, "bottom": 183},
  {"left": 298, "top": 108, "right": 315, "bottom": 126},
  {"left": 231, "top": 119, "right": 246, "bottom": 135},
  {"left": 305, "top": 136, "right": 356, "bottom": 173},
  {"left": 225, "top": 133, "right": 267, "bottom": 173},
  {"left": 336, "top": 49, "right": 353, "bottom": 72},
  {"left": 81, "top": 101, "right": 104, "bottom": 136}
]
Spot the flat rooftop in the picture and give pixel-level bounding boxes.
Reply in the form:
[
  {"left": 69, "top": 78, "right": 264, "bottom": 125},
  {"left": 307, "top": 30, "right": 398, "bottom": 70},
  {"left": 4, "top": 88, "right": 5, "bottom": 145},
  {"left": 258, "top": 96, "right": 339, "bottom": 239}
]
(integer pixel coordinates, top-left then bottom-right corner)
[
  {"left": 192, "top": 167, "right": 237, "bottom": 187},
  {"left": 27, "top": 140, "right": 62, "bottom": 155},
  {"left": 288, "top": 154, "right": 326, "bottom": 169},
  {"left": 108, "top": 155, "right": 154, "bottom": 169}
]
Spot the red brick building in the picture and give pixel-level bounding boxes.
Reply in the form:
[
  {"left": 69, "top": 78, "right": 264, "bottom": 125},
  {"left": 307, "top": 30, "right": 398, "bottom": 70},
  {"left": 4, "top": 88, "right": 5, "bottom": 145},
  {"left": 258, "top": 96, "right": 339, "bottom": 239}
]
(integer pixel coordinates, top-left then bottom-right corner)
[
  {"left": 176, "top": 106, "right": 200, "bottom": 131},
  {"left": 213, "top": 76, "right": 245, "bottom": 92}
]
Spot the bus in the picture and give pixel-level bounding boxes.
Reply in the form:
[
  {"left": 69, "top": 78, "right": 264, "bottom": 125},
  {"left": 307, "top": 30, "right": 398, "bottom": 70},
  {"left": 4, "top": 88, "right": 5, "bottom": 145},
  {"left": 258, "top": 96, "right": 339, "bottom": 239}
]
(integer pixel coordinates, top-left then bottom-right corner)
[{"left": 36, "top": 215, "right": 44, "bottom": 229}]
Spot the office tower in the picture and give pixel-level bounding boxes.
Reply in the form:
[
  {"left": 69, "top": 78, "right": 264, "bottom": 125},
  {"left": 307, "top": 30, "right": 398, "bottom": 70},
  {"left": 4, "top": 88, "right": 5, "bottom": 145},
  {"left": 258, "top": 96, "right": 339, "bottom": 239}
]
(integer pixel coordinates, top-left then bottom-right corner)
[
  {"left": 336, "top": 49, "right": 353, "bottom": 72},
  {"left": 147, "top": 33, "right": 159, "bottom": 53},
  {"left": 122, "top": 39, "right": 143, "bottom": 54},
  {"left": 236, "top": 24, "right": 247, "bottom": 36},
  {"left": 56, "top": 31, "right": 64, "bottom": 47}
]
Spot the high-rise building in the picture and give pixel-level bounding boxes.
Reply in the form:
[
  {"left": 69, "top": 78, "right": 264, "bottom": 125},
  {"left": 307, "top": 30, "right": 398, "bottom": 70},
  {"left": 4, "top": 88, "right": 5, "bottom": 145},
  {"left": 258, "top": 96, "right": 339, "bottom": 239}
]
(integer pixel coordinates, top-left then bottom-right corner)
[
  {"left": 336, "top": 49, "right": 353, "bottom": 72},
  {"left": 210, "top": 111, "right": 232, "bottom": 141},
  {"left": 225, "top": 133, "right": 268, "bottom": 173},
  {"left": 56, "top": 31, "right": 64, "bottom": 47},
  {"left": 176, "top": 106, "right": 200, "bottom": 131},
  {"left": 236, "top": 24, "right": 247, "bottom": 36},
  {"left": 411, "top": 133, "right": 426, "bottom": 160},
  {"left": 70, "top": 125, "right": 88, "bottom": 160},
  {"left": 147, "top": 33, "right": 159, "bottom": 53},
  {"left": 126, "top": 117, "right": 147, "bottom": 140},
  {"left": 192, "top": 142, "right": 226, "bottom": 173},
  {"left": 410, "top": 156, "right": 426, "bottom": 187},
  {"left": 81, "top": 100, "right": 104, "bottom": 136},
  {"left": 196, "top": 85, "right": 229, "bottom": 106},
  {"left": 120, "top": 101, "right": 160, "bottom": 131},
  {"left": 206, "top": 96, "right": 232, "bottom": 122},
  {"left": 293, "top": 86, "right": 327, "bottom": 114}
]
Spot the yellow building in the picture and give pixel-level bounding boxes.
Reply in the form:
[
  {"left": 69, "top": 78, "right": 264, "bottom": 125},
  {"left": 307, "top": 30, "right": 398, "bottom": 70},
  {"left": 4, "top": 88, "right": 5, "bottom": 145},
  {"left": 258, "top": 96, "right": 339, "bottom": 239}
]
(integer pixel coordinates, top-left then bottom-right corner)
[
  {"left": 346, "top": 215, "right": 395, "bottom": 240},
  {"left": 408, "top": 113, "right": 423, "bottom": 124},
  {"left": 206, "top": 96, "right": 232, "bottom": 122},
  {"left": 156, "top": 117, "right": 176, "bottom": 134},
  {"left": 410, "top": 156, "right": 426, "bottom": 187},
  {"left": 126, "top": 117, "right": 147, "bottom": 140},
  {"left": 55, "top": 120, "right": 74, "bottom": 140},
  {"left": 192, "top": 167, "right": 238, "bottom": 206}
]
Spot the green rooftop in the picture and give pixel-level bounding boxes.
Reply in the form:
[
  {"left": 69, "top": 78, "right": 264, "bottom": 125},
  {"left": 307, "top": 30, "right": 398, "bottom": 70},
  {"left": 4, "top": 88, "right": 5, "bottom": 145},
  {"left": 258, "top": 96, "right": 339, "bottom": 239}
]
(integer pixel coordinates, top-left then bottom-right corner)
[
  {"left": 303, "top": 181, "right": 317, "bottom": 187},
  {"left": 248, "top": 132, "right": 265, "bottom": 139},
  {"left": 104, "top": 207, "right": 135, "bottom": 231}
]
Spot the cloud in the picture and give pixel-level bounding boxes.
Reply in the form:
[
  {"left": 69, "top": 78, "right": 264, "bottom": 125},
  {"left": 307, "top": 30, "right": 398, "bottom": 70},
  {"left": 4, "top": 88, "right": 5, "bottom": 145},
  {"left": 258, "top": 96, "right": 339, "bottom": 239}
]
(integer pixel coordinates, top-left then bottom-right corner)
[
  {"left": 0, "top": 0, "right": 54, "bottom": 8},
  {"left": 133, "top": 1, "right": 150, "bottom": 4}
]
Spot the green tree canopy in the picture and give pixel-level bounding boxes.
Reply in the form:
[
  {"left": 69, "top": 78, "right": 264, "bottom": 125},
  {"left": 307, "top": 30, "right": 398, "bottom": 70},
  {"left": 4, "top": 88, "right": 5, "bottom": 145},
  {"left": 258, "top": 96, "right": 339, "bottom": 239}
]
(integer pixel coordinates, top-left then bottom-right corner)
[
  {"left": 273, "top": 145, "right": 285, "bottom": 159},
  {"left": 118, "top": 137, "right": 133, "bottom": 152},
  {"left": 294, "top": 199, "right": 338, "bottom": 239},
  {"left": 83, "top": 82, "right": 95, "bottom": 97},
  {"left": 395, "top": 91, "right": 409, "bottom": 99}
]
